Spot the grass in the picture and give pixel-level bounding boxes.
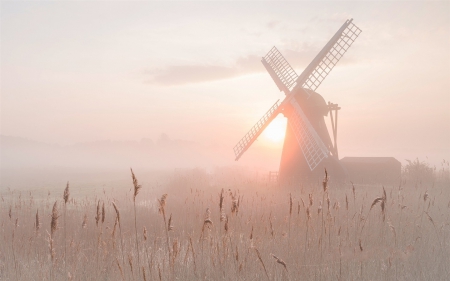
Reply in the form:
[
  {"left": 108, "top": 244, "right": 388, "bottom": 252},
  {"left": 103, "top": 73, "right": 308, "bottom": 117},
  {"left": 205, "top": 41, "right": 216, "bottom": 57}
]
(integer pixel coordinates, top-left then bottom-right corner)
[{"left": 0, "top": 168, "right": 449, "bottom": 280}]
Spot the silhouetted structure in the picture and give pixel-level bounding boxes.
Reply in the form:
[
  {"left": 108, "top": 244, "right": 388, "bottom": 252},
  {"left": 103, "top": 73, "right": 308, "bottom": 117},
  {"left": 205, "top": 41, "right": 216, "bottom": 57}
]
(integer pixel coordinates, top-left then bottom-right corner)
[
  {"left": 233, "top": 19, "right": 362, "bottom": 184},
  {"left": 340, "top": 157, "right": 401, "bottom": 184}
]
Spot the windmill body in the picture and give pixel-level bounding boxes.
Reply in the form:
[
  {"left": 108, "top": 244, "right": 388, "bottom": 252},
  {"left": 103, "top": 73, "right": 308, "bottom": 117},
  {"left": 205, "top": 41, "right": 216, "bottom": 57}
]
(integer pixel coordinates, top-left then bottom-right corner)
[
  {"left": 233, "top": 19, "right": 362, "bottom": 184},
  {"left": 279, "top": 89, "right": 345, "bottom": 184}
]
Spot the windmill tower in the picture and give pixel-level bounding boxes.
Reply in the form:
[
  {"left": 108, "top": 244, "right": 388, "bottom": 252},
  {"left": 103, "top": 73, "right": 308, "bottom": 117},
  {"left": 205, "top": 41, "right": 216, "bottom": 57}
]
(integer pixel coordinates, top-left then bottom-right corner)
[{"left": 233, "top": 19, "right": 362, "bottom": 184}]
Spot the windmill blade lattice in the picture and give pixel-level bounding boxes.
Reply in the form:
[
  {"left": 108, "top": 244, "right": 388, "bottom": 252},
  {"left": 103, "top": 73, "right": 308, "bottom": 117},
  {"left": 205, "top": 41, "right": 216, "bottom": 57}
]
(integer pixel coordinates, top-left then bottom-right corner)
[
  {"left": 298, "top": 20, "right": 362, "bottom": 97},
  {"left": 288, "top": 98, "right": 329, "bottom": 171},
  {"left": 261, "top": 47, "right": 298, "bottom": 94},
  {"left": 232, "top": 19, "right": 361, "bottom": 165},
  {"left": 233, "top": 100, "right": 281, "bottom": 160}
]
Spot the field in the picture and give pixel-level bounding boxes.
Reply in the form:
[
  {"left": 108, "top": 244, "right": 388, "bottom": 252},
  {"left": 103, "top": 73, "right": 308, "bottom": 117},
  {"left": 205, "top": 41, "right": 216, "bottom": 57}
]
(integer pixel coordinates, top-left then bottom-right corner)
[{"left": 0, "top": 168, "right": 449, "bottom": 280}]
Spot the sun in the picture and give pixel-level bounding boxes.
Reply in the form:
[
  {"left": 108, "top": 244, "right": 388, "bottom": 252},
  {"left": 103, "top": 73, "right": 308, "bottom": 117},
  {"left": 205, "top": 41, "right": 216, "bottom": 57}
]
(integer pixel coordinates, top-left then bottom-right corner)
[{"left": 263, "top": 116, "right": 287, "bottom": 143}]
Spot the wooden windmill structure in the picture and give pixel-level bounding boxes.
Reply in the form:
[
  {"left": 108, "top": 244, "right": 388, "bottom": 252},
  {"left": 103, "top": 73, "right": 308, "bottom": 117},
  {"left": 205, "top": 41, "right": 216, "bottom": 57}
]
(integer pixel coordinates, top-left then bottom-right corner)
[{"left": 233, "top": 19, "right": 362, "bottom": 183}]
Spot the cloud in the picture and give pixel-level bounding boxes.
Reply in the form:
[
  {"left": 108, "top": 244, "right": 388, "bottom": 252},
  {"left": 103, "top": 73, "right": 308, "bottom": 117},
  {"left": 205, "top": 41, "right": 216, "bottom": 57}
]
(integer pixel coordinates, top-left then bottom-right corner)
[
  {"left": 146, "top": 44, "right": 358, "bottom": 86},
  {"left": 147, "top": 65, "right": 237, "bottom": 86},
  {"left": 146, "top": 55, "right": 262, "bottom": 86}
]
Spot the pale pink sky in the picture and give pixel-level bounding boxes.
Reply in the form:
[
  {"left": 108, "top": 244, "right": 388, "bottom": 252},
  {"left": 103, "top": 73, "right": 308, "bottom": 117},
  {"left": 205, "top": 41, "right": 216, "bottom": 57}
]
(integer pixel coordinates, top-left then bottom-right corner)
[{"left": 1, "top": 1, "right": 449, "bottom": 169}]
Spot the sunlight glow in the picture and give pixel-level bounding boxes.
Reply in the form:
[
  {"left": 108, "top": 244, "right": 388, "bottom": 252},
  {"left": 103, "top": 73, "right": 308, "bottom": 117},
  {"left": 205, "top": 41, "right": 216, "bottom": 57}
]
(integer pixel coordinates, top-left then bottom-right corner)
[{"left": 263, "top": 116, "right": 287, "bottom": 143}]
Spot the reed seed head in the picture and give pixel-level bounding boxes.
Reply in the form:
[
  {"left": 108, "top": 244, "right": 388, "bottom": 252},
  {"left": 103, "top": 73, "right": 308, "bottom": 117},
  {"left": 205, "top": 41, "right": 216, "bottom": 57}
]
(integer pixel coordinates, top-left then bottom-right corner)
[
  {"left": 35, "top": 208, "right": 40, "bottom": 232},
  {"left": 50, "top": 201, "right": 59, "bottom": 237},
  {"left": 95, "top": 200, "right": 101, "bottom": 226},
  {"left": 131, "top": 168, "right": 142, "bottom": 202},
  {"left": 158, "top": 194, "right": 168, "bottom": 215},
  {"left": 101, "top": 201, "right": 105, "bottom": 224},
  {"left": 63, "top": 182, "right": 70, "bottom": 204}
]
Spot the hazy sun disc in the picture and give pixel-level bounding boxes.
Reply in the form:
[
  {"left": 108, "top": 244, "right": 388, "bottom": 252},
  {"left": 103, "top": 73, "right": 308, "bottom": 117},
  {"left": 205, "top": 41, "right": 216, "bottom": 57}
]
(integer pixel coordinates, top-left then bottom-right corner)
[{"left": 263, "top": 116, "right": 287, "bottom": 142}]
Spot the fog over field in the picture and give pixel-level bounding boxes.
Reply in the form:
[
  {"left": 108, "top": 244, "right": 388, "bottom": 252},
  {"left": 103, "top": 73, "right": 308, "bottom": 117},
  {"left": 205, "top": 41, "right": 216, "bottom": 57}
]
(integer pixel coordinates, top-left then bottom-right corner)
[
  {"left": 1, "top": 1, "right": 449, "bottom": 280},
  {"left": 1, "top": 1, "right": 449, "bottom": 173}
]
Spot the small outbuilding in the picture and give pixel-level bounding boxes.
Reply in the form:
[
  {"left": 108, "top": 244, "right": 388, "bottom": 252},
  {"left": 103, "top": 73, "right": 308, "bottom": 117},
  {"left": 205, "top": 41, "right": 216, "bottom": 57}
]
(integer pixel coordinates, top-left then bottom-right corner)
[{"left": 340, "top": 157, "right": 401, "bottom": 184}]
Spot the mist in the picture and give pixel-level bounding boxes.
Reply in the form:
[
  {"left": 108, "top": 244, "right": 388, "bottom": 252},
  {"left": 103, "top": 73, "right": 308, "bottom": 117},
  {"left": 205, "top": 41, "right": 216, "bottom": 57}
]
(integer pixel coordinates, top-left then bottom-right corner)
[{"left": 2, "top": 1, "right": 449, "bottom": 190}]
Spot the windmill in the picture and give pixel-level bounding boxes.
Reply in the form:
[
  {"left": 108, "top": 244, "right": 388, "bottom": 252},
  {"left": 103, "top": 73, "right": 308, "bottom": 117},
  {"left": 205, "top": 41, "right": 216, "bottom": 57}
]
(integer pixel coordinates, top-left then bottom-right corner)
[{"left": 233, "top": 19, "right": 362, "bottom": 183}]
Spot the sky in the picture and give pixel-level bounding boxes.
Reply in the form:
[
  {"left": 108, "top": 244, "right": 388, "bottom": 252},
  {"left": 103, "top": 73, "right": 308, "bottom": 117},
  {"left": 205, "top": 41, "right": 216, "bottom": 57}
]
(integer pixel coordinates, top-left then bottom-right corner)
[{"left": 1, "top": 1, "right": 449, "bottom": 170}]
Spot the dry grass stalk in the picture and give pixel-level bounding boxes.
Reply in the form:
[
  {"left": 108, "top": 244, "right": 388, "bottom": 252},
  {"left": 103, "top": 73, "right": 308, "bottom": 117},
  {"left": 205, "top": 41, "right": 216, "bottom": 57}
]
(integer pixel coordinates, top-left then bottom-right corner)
[
  {"left": 219, "top": 188, "right": 224, "bottom": 212},
  {"left": 352, "top": 182, "right": 356, "bottom": 201},
  {"left": 220, "top": 210, "right": 226, "bottom": 223},
  {"left": 158, "top": 264, "right": 162, "bottom": 281},
  {"left": 112, "top": 202, "right": 126, "bottom": 274},
  {"left": 254, "top": 248, "right": 270, "bottom": 280},
  {"left": 82, "top": 214, "right": 87, "bottom": 229},
  {"left": 101, "top": 202, "right": 105, "bottom": 224},
  {"left": 269, "top": 215, "right": 274, "bottom": 238},
  {"left": 333, "top": 201, "right": 340, "bottom": 211},
  {"left": 48, "top": 232, "right": 56, "bottom": 262},
  {"left": 142, "top": 266, "right": 147, "bottom": 281},
  {"left": 231, "top": 191, "right": 239, "bottom": 215},
  {"left": 143, "top": 226, "right": 147, "bottom": 241},
  {"left": 361, "top": 188, "right": 388, "bottom": 234},
  {"left": 370, "top": 197, "right": 384, "bottom": 211},
  {"left": 323, "top": 168, "right": 329, "bottom": 193},
  {"left": 172, "top": 239, "right": 179, "bottom": 263},
  {"left": 35, "top": 209, "right": 40, "bottom": 233},
  {"left": 116, "top": 258, "right": 124, "bottom": 280},
  {"left": 200, "top": 208, "right": 213, "bottom": 241},
  {"left": 189, "top": 236, "right": 197, "bottom": 275},
  {"left": 327, "top": 196, "right": 331, "bottom": 213},
  {"left": 112, "top": 217, "right": 118, "bottom": 245},
  {"left": 289, "top": 193, "right": 293, "bottom": 216},
  {"left": 128, "top": 253, "right": 134, "bottom": 278},
  {"left": 388, "top": 221, "right": 397, "bottom": 246},
  {"left": 183, "top": 239, "right": 191, "bottom": 265},
  {"left": 425, "top": 211, "right": 442, "bottom": 246},
  {"left": 130, "top": 168, "right": 142, "bottom": 268},
  {"left": 224, "top": 215, "right": 229, "bottom": 233},
  {"left": 271, "top": 253, "right": 288, "bottom": 271},
  {"left": 95, "top": 200, "right": 101, "bottom": 227},
  {"left": 63, "top": 182, "right": 69, "bottom": 278},
  {"left": 168, "top": 213, "right": 174, "bottom": 231},
  {"left": 112, "top": 202, "right": 120, "bottom": 222},
  {"left": 158, "top": 193, "right": 172, "bottom": 268},
  {"left": 219, "top": 188, "right": 225, "bottom": 237}
]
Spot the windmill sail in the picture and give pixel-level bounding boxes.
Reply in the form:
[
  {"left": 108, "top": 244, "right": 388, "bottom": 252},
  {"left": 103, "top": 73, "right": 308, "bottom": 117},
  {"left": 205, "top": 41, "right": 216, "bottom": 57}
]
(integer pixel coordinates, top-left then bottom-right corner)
[
  {"left": 288, "top": 98, "right": 329, "bottom": 171},
  {"left": 233, "top": 100, "right": 281, "bottom": 160},
  {"left": 233, "top": 19, "right": 361, "bottom": 166},
  {"left": 261, "top": 47, "right": 298, "bottom": 95},
  {"left": 296, "top": 19, "right": 362, "bottom": 97}
]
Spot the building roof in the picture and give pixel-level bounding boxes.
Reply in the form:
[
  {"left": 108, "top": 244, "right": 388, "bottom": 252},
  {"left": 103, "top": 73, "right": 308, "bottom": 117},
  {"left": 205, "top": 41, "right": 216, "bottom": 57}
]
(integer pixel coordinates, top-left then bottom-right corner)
[{"left": 340, "top": 157, "right": 401, "bottom": 164}]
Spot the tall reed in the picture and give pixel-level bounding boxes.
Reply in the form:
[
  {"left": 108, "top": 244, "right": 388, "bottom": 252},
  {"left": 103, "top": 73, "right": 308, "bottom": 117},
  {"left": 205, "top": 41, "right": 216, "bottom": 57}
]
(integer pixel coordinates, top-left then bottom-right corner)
[{"left": 130, "top": 168, "right": 142, "bottom": 273}]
